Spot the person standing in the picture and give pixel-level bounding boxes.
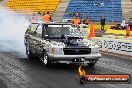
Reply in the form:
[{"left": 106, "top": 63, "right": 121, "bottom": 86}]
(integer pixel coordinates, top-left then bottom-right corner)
[
  {"left": 84, "top": 17, "right": 89, "bottom": 25},
  {"left": 43, "top": 12, "right": 52, "bottom": 23},
  {"left": 31, "top": 14, "right": 36, "bottom": 23},
  {"left": 121, "top": 18, "right": 126, "bottom": 30},
  {"left": 36, "top": 12, "right": 42, "bottom": 22},
  {"left": 71, "top": 16, "right": 80, "bottom": 26},
  {"left": 100, "top": 16, "right": 106, "bottom": 31},
  {"left": 129, "top": 18, "right": 132, "bottom": 31}
]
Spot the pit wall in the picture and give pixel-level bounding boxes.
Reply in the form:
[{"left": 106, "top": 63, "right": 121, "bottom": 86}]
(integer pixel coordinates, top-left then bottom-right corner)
[{"left": 92, "top": 37, "right": 132, "bottom": 57}]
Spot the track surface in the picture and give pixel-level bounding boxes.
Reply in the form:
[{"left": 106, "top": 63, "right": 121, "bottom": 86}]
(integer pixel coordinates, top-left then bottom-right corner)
[{"left": 0, "top": 52, "right": 131, "bottom": 88}]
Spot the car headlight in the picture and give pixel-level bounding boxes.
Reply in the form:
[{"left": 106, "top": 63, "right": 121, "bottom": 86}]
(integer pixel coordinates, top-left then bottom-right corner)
[
  {"left": 91, "top": 48, "right": 99, "bottom": 53},
  {"left": 51, "top": 48, "right": 64, "bottom": 55},
  {"left": 52, "top": 48, "right": 55, "bottom": 55}
]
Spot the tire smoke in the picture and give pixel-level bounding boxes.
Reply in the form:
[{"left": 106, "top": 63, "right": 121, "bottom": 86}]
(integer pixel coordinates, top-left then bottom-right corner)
[{"left": 0, "top": 7, "right": 30, "bottom": 57}]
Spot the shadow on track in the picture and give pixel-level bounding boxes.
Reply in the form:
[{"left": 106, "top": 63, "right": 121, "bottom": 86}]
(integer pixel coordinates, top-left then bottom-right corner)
[{"left": 27, "top": 57, "right": 98, "bottom": 74}]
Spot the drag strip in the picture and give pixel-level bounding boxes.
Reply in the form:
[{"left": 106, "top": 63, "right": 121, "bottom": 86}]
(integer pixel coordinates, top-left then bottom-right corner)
[{"left": 0, "top": 52, "right": 131, "bottom": 88}]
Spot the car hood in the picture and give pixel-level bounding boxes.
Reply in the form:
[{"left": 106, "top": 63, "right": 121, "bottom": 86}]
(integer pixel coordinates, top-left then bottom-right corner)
[{"left": 49, "top": 38, "right": 99, "bottom": 48}]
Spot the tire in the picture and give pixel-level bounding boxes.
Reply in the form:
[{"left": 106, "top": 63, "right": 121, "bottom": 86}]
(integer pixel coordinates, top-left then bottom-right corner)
[
  {"left": 88, "top": 63, "right": 95, "bottom": 68},
  {"left": 79, "top": 76, "right": 86, "bottom": 85},
  {"left": 26, "top": 44, "right": 34, "bottom": 59},
  {"left": 41, "top": 51, "right": 51, "bottom": 67}
]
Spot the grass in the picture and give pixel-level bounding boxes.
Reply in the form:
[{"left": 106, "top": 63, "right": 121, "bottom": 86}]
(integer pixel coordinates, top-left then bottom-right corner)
[
  {"left": 85, "top": 24, "right": 111, "bottom": 32},
  {"left": 82, "top": 24, "right": 132, "bottom": 36}
]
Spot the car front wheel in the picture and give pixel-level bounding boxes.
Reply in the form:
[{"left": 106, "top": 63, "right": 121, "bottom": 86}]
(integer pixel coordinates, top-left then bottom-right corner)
[
  {"left": 26, "top": 44, "right": 34, "bottom": 59},
  {"left": 41, "top": 51, "right": 51, "bottom": 66}
]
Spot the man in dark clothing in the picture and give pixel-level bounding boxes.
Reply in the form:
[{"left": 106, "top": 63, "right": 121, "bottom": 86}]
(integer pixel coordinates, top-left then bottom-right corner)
[
  {"left": 100, "top": 16, "right": 106, "bottom": 31},
  {"left": 129, "top": 18, "right": 132, "bottom": 31},
  {"left": 84, "top": 17, "right": 89, "bottom": 25}
]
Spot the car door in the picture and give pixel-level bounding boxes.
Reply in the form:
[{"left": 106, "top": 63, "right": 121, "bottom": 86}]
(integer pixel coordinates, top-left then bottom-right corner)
[
  {"left": 26, "top": 23, "right": 39, "bottom": 54},
  {"left": 33, "top": 24, "right": 43, "bottom": 56}
]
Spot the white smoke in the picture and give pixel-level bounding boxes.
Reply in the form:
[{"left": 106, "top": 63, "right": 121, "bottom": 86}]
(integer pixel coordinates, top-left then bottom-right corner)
[{"left": 0, "top": 7, "right": 30, "bottom": 57}]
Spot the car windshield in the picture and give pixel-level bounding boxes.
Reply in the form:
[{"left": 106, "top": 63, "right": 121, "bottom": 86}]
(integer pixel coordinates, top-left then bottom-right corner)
[{"left": 43, "top": 25, "right": 82, "bottom": 38}]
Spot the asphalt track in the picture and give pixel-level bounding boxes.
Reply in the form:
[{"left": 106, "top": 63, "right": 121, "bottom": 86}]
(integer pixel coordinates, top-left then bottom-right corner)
[{"left": 0, "top": 51, "right": 132, "bottom": 88}]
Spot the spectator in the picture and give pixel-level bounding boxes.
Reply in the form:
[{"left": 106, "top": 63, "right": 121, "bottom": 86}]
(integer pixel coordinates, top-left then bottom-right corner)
[
  {"left": 36, "top": 12, "right": 40, "bottom": 21},
  {"left": 31, "top": 14, "right": 36, "bottom": 23},
  {"left": 43, "top": 12, "right": 45, "bottom": 16},
  {"left": 36, "top": 12, "right": 43, "bottom": 22},
  {"left": 100, "top": 16, "right": 106, "bottom": 31},
  {"left": 71, "top": 16, "right": 80, "bottom": 26},
  {"left": 129, "top": 18, "right": 132, "bottom": 31},
  {"left": 121, "top": 18, "right": 126, "bottom": 30},
  {"left": 84, "top": 17, "right": 89, "bottom": 25},
  {"left": 43, "top": 12, "right": 53, "bottom": 23}
]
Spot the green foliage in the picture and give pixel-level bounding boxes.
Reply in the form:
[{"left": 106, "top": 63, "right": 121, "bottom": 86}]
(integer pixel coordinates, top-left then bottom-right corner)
[{"left": 0, "top": 0, "right": 3, "bottom": 2}]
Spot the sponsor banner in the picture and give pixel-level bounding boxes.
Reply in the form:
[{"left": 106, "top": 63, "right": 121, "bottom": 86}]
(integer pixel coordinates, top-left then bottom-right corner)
[
  {"left": 92, "top": 38, "right": 132, "bottom": 56},
  {"left": 79, "top": 74, "right": 130, "bottom": 84}
]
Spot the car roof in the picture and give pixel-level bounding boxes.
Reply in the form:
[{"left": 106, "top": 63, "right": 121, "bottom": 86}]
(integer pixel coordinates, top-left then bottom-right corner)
[{"left": 31, "top": 22, "right": 72, "bottom": 25}]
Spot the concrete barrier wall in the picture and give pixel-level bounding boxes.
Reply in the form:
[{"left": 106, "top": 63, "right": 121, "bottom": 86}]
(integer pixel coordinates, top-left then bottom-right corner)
[{"left": 92, "top": 38, "right": 132, "bottom": 57}]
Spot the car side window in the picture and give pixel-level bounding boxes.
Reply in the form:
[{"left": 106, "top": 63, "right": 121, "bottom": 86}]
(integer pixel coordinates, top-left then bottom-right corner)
[
  {"left": 35, "top": 24, "right": 42, "bottom": 38},
  {"left": 42, "top": 24, "right": 49, "bottom": 38},
  {"left": 26, "top": 25, "right": 31, "bottom": 33},
  {"left": 27, "top": 24, "right": 38, "bottom": 35},
  {"left": 31, "top": 24, "right": 39, "bottom": 32}
]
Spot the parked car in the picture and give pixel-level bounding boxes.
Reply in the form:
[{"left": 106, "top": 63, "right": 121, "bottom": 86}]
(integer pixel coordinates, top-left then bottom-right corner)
[{"left": 111, "top": 24, "right": 127, "bottom": 30}]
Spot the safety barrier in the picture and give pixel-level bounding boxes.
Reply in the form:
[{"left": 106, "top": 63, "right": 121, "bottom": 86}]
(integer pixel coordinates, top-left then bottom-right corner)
[{"left": 92, "top": 37, "right": 132, "bottom": 57}]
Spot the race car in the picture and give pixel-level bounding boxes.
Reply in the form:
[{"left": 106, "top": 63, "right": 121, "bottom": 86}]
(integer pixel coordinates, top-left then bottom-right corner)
[
  {"left": 24, "top": 23, "right": 101, "bottom": 67},
  {"left": 110, "top": 24, "right": 127, "bottom": 30}
]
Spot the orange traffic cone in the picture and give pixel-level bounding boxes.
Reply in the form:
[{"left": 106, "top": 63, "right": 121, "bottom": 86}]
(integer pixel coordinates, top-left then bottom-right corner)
[
  {"left": 89, "top": 23, "right": 96, "bottom": 38},
  {"left": 126, "top": 26, "right": 131, "bottom": 38}
]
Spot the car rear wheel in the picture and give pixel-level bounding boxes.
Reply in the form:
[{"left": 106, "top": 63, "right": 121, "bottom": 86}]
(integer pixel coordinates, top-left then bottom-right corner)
[
  {"left": 41, "top": 51, "right": 51, "bottom": 66},
  {"left": 88, "top": 63, "right": 95, "bottom": 68},
  {"left": 26, "top": 44, "right": 34, "bottom": 59}
]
